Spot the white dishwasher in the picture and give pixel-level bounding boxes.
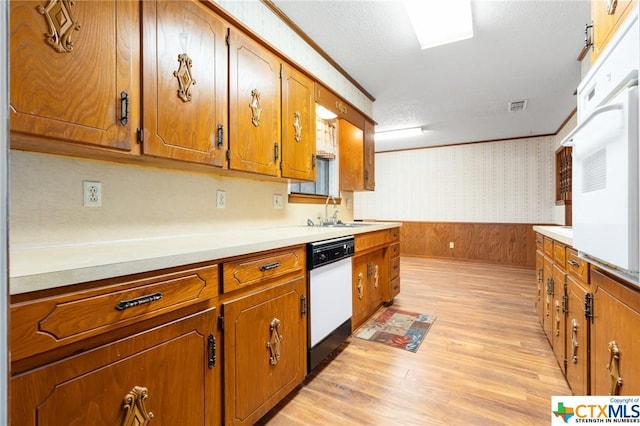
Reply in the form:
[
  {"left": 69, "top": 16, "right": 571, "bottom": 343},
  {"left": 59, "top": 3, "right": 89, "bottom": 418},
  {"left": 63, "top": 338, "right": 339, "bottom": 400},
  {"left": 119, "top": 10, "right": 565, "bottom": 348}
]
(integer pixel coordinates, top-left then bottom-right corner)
[{"left": 307, "top": 236, "right": 354, "bottom": 372}]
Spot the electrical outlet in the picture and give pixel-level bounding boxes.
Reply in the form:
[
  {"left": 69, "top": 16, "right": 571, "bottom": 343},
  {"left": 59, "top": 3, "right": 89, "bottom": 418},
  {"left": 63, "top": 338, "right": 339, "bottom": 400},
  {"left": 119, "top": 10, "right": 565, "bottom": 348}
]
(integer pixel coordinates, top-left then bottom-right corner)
[
  {"left": 273, "top": 194, "right": 284, "bottom": 209},
  {"left": 216, "top": 190, "right": 226, "bottom": 208},
  {"left": 449, "top": 241, "right": 455, "bottom": 249},
  {"left": 83, "top": 181, "right": 102, "bottom": 207}
]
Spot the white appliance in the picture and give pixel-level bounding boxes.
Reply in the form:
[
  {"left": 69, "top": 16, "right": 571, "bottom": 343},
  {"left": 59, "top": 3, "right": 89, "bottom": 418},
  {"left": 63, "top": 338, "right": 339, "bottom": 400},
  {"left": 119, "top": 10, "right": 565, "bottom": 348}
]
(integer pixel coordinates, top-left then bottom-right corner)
[
  {"left": 563, "top": 8, "right": 639, "bottom": 277},
  {"left": 307, "top": 236, "right": 354, "bottom": 372}
]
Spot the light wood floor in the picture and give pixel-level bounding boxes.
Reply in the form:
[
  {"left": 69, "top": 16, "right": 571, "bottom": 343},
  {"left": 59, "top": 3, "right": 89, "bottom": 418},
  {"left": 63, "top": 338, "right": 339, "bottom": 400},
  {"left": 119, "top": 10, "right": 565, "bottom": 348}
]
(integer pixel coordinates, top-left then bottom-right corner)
[{"left": 258, "top": 257, "right": 571, "bottom": 426}]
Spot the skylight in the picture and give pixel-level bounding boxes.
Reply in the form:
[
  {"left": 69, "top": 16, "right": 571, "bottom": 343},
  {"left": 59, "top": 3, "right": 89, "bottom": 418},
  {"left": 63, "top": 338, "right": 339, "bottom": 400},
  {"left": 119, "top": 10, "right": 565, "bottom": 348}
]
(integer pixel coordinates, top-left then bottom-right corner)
[{"left": 403, "top": 0, "right": 474, "bottom": 50}]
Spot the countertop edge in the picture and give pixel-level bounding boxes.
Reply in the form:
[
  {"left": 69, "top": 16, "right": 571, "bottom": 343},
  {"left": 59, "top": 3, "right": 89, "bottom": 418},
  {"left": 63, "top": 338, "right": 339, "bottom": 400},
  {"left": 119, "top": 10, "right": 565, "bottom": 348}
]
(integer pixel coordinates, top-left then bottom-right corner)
[
  {"left": 10, "top": 222, "right": 401, "bottom": 295},
  {"left": 532, "top": 225, "right": 573, "bottom": 247}
]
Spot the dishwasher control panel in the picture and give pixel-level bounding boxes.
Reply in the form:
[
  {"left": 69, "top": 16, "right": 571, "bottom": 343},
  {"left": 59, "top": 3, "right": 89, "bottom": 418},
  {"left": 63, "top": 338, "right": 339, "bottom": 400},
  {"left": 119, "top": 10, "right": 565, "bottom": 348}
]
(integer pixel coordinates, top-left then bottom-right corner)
[{"left": 307, "top": 236, "right": 355, "bottom": 270}]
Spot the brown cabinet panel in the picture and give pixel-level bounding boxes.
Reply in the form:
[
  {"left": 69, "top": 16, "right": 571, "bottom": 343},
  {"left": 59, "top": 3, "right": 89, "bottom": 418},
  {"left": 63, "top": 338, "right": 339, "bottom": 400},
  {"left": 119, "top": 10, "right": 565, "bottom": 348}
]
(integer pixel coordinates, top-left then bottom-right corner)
[
  {"left": 222, "top": 246, "right": 305, "bottom": 293},
  {"left": 566, "top": 248, "right": 590, "bottom": 285},
  {"left": 551, "top": 264, "right": 567, "bottom": 373},
  {"left": 11, "top": 307, "right": 221, "bottom": 426},
  {"left": 141, "top": 0, "right": 228, "bottom": 166},
  {"left": 363, "top": 120, "right": 375, "bottom": 190},
  {"left": 355, "top": 229, "right": 390, "bottom": 253},
  {"left": 281, "top": 63, "right": 316, "bottom": 181},
  {"left": 566, "top": 275, "right": 590, "bottom": 395},
  {"left": 592, "top": 0, "right": 637, "bottom": 62},
  {"left": 222, "top": 276, "right": 307, "bottom": 425},
  {"left": 11, "top": 264, "right": 218, "bottom": 362},
  {"left": 338, "top": 119, "right": 364, "bottom": 191},
  {"left": 10, "top": 0, "right": 139, "bottom": 151},
  {"left": 543, "top": 256, "right": 554, "bottom": 341},
  {"left": 228, "top": 28, "right": 281, "bottom": 176},
  {"left": 536, "top": 250, "right": 545, "bottom": 327},
  {"left": 352, "top": 248, "right": 385, "bottom": 331},
  {"left": 553, "top": 241, "right": 567, "bottom": 270},
  {"left": 591, "top": 269, "right": 640, "bottom": 395}
]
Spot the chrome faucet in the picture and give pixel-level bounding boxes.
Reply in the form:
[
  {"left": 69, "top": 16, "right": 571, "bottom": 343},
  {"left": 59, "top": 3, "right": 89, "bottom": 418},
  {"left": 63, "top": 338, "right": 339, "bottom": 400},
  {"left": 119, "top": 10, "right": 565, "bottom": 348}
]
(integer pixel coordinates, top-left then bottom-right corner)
[{"left": 323, "top": 195, "right": 338, "bottom": 225}]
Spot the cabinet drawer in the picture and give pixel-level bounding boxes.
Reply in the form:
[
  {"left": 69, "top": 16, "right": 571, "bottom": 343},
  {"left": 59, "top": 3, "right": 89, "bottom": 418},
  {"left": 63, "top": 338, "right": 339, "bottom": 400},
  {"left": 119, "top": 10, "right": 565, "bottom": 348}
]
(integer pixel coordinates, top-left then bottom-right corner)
[
  {"left": 566, "top": 248, "right": 589, "bottom": 284},
  {"left": 390, "top": 256, "right": 400, "bottom": 280},
  {"left": 553, "top": 241, "right": 566, "bottom": 269},
  {"left": 390, "top": 276, "right": 400, "bottom": 299},
  {"left": 355, "top": 230, "right": 390, "bottom": 253},
  {"left": 390, "top": 227, "right": 400, "bottom": 242},
  {"left": 223, "top": 246, "right": 305, "bottom": 293},
  {"left": 543, "top": 237, "right": 554, "bottom": 258},
  {"left": 536, "top": 233, "right": 543, "bottom": 252},
  {"left": 390, "top": 242, "right": 400, "bottom": 259},
  {"left": 11, "top": 264, "right": 219, "bottom": 362}
]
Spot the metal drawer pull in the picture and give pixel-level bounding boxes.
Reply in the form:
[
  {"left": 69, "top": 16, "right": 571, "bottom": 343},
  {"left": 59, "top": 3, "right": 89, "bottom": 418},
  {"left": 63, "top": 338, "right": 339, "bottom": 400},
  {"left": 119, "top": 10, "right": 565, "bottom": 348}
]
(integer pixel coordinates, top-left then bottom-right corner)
[
  {"left": 568, "top": 260, "right": 580, "bottom": 267},
  {"left": 260, "top": 261, "right": 280, "bottom": 272},
  {"left": 115, "top": 292, "right": 163, "bottom": 311}
]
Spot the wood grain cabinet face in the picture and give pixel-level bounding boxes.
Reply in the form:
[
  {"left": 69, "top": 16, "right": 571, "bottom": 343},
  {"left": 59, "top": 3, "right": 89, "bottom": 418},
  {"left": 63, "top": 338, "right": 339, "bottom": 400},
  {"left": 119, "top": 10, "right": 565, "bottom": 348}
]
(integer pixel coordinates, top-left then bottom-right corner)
[
  {"left": 228, "top": 28, "right": 281, "bottom": 176},
  {"left": 592, "top": 0, "right": 637, "bottom": 63},
  {"left": 566, "top": 275, "right": 589, "bottom": 395},
  {"left": 551, "top": 263, "right": 567, "bottom": 374},
  {"left": 281, "top": 63, "right": 316, "bottom": 181},
  {"left": 222, "top": 275, "right": 307, "bottom": 425},
  {"left": 338, "top": 119, "right": 365, "bottom": 192},
  {"left": 590, "top": 269, "right": 640, "bottom": 395},
  {"left": 10, "top": 0, "right": 140, "bottom": 151},
  {"left": 11, "top": 307, "right": 221, "bottom": 426},
  {"left": 363, "top": 120, "right": 376, "bottom": 191},
  {"left": 11, "top": 264, "right": 219, "bottom": 363},
  {"left": 141, "top": 0, "right": 228, "bottom": 166},
  {"left": 351, "top": 249, "right": 385, "bottom": 331},
  {"left": 535, "top": 249, "right": 545, "bottom": 327}
]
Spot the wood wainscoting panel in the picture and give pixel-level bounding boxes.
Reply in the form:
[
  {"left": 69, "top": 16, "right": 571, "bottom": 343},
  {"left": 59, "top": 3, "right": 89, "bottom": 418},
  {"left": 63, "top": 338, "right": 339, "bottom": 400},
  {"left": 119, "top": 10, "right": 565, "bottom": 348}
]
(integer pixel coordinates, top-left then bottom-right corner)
[{"left": 399, "top": 221, "right": 538, "bottom": 267}]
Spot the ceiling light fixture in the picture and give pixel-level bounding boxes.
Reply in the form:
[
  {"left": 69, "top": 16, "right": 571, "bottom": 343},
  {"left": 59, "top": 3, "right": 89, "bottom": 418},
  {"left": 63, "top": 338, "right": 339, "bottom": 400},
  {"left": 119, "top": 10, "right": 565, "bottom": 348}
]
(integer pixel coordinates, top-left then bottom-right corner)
[
  {"left": 375, "top": 126, "right": 425, "bottom": 141},
  {"left": 403, "top": 0, "right": 474, "bottom": 50}
]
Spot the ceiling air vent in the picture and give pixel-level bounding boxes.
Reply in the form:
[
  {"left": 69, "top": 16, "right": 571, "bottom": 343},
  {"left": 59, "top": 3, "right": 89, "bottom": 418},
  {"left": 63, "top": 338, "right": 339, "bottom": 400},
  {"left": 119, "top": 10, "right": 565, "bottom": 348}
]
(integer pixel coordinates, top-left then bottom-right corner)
[{"left": 508, "top": 100, "right": 528, "bottom": 112}]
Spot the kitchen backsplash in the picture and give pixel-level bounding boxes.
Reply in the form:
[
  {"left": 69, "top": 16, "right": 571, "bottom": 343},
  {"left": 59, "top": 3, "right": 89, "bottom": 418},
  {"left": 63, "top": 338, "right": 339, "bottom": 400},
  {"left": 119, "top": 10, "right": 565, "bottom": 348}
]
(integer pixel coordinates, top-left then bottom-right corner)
[{"left": 9, "top": 151, "right": 353, "bottom": 248}]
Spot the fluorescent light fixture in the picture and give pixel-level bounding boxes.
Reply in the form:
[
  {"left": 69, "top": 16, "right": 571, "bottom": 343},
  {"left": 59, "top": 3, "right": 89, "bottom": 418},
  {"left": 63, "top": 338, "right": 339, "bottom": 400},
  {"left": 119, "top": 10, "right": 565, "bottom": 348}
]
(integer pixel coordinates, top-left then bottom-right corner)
[
  {"left": 375, "top": 127, "right": 425, "bottom": 141},
  {"left": 316, "top": 104, "right": 338, "bottom": 120},
  {"left": 403, "top": 0, "right": 473, "bottom": 50}
]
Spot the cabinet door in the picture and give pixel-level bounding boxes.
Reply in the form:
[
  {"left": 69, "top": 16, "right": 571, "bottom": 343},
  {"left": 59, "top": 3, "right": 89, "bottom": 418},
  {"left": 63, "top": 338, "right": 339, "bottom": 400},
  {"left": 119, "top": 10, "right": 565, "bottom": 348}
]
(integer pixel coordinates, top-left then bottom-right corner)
[
  {"left": 566, "top": 275, "right": 589, "bottom": 395},
  {"left": 592, "top": 0, "right": 636, "bottom": 62},
  {"left": 339, "top": 119, "right": 364, "bottom": 191},
  {"left": 543, "top": 256, "right": 554, "bottom": 340},
  {"left": 10, "top": 0, "right": 139, "bottom": 151},
  {"left": 363, "top": 120, "right": 376, "bottom": 191},
  {"left": 535, "top": 250, "right": 545, "bottom": 327},
  {"left": 367, "top": 249, "right": 385, "bottom": 314},
  {"left": 591, "top": 270, "right": 640, "bottom": 395},
  {"left": 142, "top": 0, "right": 227, "bottom": 166},
  {"left": 551, "top": 264, "right": 567, "bottom": 373},
  {"left": 281, "top": 63, "right": 316, "bottom": 181},
  {"left": 11, "top": 308, "right": 221, "bottom": 425},
  {"left": 222, "top": 276, "right": 307, "bottom": 425},
  {"left": 352, "top": 255, "right": 369, "bottom": 331},
  {"left": 228, "top": 29, "right": 281, "bottom": 176}
]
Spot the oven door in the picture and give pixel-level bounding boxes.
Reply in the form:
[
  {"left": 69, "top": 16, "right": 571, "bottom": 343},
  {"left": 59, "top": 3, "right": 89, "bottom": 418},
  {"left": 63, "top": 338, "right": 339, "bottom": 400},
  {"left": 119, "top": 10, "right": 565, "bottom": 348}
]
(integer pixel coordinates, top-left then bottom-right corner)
[{"left": 568, "top": 83, "right": 639, "bottom": 272}]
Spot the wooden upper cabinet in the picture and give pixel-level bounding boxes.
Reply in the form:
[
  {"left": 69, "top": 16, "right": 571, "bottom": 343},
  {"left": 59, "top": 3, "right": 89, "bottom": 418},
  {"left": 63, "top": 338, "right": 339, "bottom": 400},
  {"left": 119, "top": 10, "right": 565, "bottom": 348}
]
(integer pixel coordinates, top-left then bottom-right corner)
[
  {"left": 339, "top": 119, "right": 364, "bottom": 191},
  {"left": 228, "top": 28, "right": 281, "bottom": 176},
  {"left": 592, "top": 0, "right": 637, "bottom": 62},
  {"left": 9, "top": 0, "right": 139, "bottom": 152},
  {"left": 141, "top": 0, "right": 227, "bottom": 166},
  {"left": 364, "top": 120, "right": 376, "bottom": 191},
  {"left": 281, "top": 64, "right": 316, "bottom": 181}
]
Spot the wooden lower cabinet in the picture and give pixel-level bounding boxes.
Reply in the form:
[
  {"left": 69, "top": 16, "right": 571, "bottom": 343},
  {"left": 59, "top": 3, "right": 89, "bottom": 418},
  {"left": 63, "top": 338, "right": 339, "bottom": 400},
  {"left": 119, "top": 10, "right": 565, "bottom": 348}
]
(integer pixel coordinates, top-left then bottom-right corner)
[
  {"left": 565, "top": 275, "right": 590, "bottom": 395},
  {"left": 11, "top": 307, "right": 221, "bottom": 425},
  {"left": 543, "top": 256, "right": 554, "bottom": 341},
  {"left": 222, "top": 275, "right": 307, "bottom": 425},
  {"left": 551, "top": 263, "right": 567, "bottom": 374},
  {"left": 535, "top": 249, "right": 545, "bottom": 326},
  {"left": 590, "top": 269, "right": 640, "bottom": 395},
  {"left": 352, "top": 248, "right": 385, "bottom": 330}
]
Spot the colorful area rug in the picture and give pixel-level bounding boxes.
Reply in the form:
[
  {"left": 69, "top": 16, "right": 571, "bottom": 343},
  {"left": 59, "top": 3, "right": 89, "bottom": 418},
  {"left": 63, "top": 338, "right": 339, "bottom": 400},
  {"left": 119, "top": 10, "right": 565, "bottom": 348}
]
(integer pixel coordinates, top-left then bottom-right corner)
[{"left": 354, "top": 308, "right": 436, "bottom": 353}]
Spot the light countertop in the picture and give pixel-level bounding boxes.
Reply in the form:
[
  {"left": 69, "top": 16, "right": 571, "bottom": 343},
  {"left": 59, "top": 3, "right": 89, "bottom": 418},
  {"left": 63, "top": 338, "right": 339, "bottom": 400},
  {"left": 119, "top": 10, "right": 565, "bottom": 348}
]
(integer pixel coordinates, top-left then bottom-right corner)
[
  {"left": 533, "top": 225, "right": 573, "bottom": 246},
  {"left": 10, "top": 222, "right": 400, "bottom": 295}
]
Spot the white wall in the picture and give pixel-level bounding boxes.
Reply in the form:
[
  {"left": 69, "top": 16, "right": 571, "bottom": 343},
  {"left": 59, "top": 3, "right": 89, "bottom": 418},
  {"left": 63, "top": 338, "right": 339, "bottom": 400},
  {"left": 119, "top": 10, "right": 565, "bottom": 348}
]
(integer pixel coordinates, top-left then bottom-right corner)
[{"left": 354, "top": 136, "right": 558, "bottom": 224}]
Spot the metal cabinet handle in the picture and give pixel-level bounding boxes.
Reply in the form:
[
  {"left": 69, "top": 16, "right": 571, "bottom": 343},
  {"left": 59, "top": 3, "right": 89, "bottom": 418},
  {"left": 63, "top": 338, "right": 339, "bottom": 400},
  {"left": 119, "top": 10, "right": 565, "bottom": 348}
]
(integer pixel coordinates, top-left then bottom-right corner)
[
  {"left": 554, "top": 300, "right": 561, "bottom": 336},
  {"left": 267, "top": 318, "right": 282, "bottom": 366},
  {"left": 571, "top": 319, "right": 579, "bottom": 363},
  {"left": 607, "top": 341, "right": 623, "bottom": 395},
  {"left": 568, "top": 260, "right": 580, "bottom": 267},
  {"left": 115, "top": 292, "right": 162, "bottom": 311},
  {"left": 357, "top": 272, "right": 363, "bottom": 300},
  {"left": 260, "top": 261, "right": 280, "bottom": 272},
  {"left": 120, "top": 91, "right": 129, "bottom": 126}
]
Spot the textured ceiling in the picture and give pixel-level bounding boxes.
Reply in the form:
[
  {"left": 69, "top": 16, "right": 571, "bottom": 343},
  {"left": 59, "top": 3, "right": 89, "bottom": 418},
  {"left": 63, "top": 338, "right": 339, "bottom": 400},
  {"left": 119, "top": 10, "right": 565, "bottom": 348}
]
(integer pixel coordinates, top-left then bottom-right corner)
[{"left": 272, "top": 0, "right": 591, "bottom": 151}]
